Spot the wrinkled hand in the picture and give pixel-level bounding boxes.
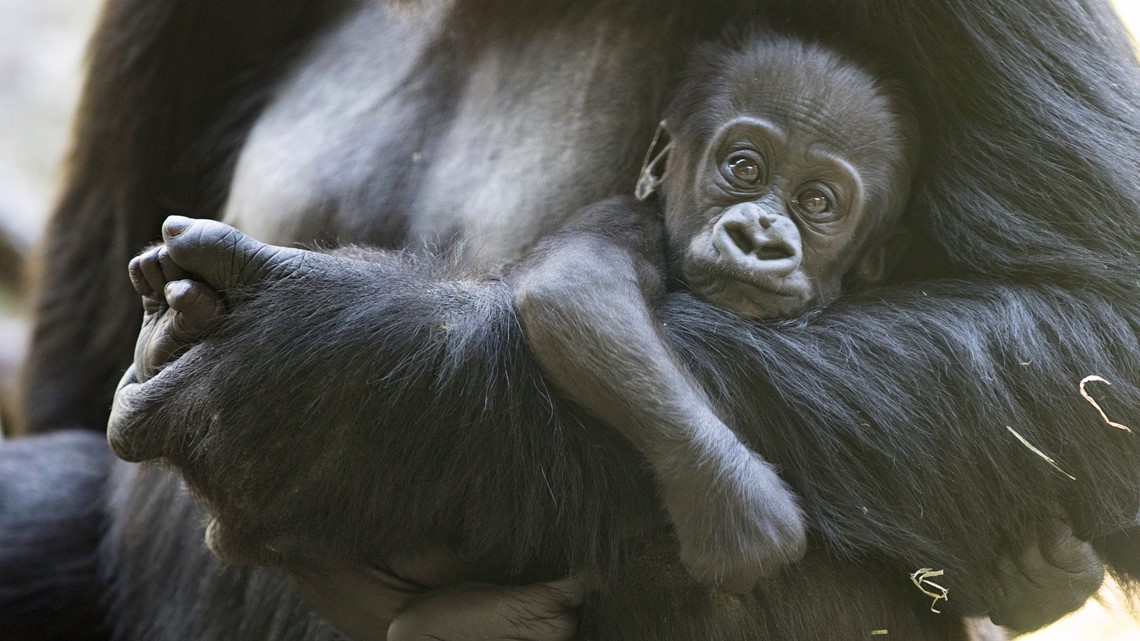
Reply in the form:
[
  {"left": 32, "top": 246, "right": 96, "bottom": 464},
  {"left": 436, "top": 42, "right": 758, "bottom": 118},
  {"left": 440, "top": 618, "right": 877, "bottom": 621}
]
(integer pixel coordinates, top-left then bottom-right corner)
[
  {"left": 289, "top": 549, "right": 582, "bottom": 641},
  {"left": 126, "top": 243, "right": 225, "bottom": 383},
  {"left": 110, "top": 216, "right": 326, "bottom": 462}
]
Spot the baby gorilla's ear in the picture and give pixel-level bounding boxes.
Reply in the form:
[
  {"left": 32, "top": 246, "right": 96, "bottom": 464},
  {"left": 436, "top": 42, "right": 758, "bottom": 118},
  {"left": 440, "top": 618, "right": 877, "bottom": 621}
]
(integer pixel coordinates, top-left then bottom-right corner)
[{"left": 853, "top": 227, "right": 911, "bottom": 284}]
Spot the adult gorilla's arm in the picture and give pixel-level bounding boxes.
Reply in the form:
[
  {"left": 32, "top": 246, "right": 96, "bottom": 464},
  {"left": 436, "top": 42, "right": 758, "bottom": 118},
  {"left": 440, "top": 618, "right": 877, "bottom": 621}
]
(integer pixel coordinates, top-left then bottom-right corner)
[{"left": 107, "top": 236, "right": 1129, "bottom": 624}]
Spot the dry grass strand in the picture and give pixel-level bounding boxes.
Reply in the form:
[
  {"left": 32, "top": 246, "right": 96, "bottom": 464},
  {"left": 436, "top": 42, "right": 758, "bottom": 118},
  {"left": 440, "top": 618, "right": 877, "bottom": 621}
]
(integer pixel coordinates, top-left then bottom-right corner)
[
  {"left": 1078, "top": 375, "right": 1133, "bottom": 433},
  {"left": 1005, "top": 425, "right": 1076, "bottom": 481},
  {"left": 910, "top": 568, "right": 949, "bottom": 614}
]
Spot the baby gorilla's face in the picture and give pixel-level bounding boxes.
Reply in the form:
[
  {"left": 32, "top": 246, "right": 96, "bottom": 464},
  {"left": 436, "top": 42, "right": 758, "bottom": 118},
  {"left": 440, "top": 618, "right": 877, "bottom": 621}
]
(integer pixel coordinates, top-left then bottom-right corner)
[{"left": 666, "top": 112, "right": 900, "bottom": 319}]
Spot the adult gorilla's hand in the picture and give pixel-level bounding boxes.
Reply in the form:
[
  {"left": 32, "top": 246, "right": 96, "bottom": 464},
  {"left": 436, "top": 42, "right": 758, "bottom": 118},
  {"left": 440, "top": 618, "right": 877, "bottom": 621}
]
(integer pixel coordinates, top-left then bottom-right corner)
[
  {"left": 987, "top": 519, "right": 1103, "bottom": 633},
  {"left": 289, "top": 550, "right": 582, "bottom": 641},
  {"left": 386, "top": 579, "right": 582, "bottom": 641}
]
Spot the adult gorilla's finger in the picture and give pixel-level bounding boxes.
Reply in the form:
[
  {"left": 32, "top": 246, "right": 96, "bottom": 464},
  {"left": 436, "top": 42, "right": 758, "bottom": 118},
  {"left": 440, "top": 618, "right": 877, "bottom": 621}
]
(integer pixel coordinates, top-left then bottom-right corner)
[
  {"left": 164, "top": 280, "right": 224, "bottom": 335},
  {"left": 289, "top": 565, "right": 425, "bottom": 641},
  {"left": 387, "top": 577, "right": 583, "bottom": 641},
  {"left": 107, "top": 357, "right": 188, "bottom": 464}
]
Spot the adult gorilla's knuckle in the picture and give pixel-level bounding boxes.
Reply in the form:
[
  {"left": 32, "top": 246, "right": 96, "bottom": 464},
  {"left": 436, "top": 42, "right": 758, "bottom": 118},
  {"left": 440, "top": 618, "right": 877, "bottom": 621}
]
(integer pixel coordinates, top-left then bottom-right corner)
[
  {"left": 252, "top": 244, "right": 285, "bottom": 277},
  {"left": 223, "top": 225, "right": 246, "bottom": 250},
  {"left": 1070, "top": 563, "right": 1105, "bottom": 595}
]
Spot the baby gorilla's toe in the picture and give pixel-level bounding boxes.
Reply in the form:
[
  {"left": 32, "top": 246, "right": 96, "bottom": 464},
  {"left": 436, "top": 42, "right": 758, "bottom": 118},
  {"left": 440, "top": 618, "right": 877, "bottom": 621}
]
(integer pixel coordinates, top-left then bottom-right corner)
[
  {"left": 134, "top": 279, "right": 224, "bottom": 381},
  {"left": 129, "top": 246, "right": 189, "bottom": 297},
  {"left": 161, "top": 216, "right": 309, "bottom": 295},
  {"left": 164, "top": 280, "right": 224, "bottom": 338}
]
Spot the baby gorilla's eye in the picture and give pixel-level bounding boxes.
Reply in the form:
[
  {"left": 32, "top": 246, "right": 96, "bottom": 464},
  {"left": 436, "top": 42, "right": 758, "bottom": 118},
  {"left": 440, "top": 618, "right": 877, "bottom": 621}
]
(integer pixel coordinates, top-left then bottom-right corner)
[
  {"left": 724, "top": 152, "right": 763, "bottom": 187},
  {"left": 795, "top": 188, "right": 832, "bottom": 217},
  {"left": 730, "top": 158, "right": 760, "bottom": 183}
]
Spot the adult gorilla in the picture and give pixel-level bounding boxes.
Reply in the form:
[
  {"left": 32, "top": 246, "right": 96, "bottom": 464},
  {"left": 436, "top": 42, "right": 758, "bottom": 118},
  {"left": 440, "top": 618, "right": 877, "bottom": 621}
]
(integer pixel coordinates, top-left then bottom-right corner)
[{"left": 6, "top": 0, "right": 1140, "bottom": 640}]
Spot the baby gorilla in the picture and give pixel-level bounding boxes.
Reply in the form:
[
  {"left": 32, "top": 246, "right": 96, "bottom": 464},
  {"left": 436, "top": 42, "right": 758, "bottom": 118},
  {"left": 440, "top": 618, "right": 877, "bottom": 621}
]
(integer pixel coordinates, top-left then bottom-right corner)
[
  {"left": 117, "top": 33, "right": 917, "bottom": 594},
  {"left": 514, "top": 34, "right": 917, "bottom": 592}
]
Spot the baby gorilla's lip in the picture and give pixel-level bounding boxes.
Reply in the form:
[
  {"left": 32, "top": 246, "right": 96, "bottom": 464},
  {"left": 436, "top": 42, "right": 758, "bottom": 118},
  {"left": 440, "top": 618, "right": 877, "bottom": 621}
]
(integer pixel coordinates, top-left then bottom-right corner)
[
  {"left": 687, "top": 255, "right": 799, "bottom": 296},
  {"left": 682, "top": 251, "right": 812, "bottom": 319},
  {"left": 694, "top": 274, "right": 808, "bottom": 320}
]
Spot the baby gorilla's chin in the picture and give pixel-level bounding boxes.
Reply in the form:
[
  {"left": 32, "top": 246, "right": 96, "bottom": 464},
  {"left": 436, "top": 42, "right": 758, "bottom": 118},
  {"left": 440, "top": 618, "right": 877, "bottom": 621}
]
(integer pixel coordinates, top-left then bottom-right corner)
[{"left": 697, "top": 278, "right": 813, "bottom": 320}]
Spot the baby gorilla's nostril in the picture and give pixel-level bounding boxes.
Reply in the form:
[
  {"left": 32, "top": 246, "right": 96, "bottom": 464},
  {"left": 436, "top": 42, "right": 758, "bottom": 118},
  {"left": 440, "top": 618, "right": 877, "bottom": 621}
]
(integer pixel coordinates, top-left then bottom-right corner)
[
  {"left": 725, "top": 223, "right": 756, "bottom": 255},
  {"left": 755, "top": 241, "right": 794, "bottom": 261},
  {"left": 722, "top": 220, "right": 794, "bottom": 261}
]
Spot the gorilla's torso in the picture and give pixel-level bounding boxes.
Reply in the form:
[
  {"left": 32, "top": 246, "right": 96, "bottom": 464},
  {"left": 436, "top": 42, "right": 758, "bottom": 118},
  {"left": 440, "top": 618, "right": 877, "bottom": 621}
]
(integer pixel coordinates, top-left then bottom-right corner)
[{"left": 224, "top": 1, "right": 690, "bottom": 268}]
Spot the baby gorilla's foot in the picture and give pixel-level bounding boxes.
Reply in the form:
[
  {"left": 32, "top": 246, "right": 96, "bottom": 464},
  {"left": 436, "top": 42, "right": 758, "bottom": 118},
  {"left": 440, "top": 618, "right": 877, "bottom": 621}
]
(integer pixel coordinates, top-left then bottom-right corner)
[
  {"left": 160, "top": 216, "right": 314, "bottom": 298},
  {"left": 129, "top": 246, "right": 224, "bottom": 381},
  {"left": 660, "top": 438, "right": 808, "bottom": 593}
]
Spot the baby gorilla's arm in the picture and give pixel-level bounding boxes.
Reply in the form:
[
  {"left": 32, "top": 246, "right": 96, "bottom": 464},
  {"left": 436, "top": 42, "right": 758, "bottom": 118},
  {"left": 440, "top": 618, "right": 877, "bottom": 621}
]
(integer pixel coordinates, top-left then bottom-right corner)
[{"left": 512, "top": 196, "right": 807, "bottom": 593}]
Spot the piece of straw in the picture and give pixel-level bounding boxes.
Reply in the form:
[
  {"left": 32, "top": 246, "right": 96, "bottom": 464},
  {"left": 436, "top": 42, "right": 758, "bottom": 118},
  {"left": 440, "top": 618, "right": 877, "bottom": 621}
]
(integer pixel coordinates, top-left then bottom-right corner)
[
  {"left": 1005, "top": 426, "right": 1076, "bottom": 481},
  {"left": 1078, "top": 375, "right": 1133, "bottom": 433},
  {"left": 910, "top": 568, "right": 949, "bottom": 614}
]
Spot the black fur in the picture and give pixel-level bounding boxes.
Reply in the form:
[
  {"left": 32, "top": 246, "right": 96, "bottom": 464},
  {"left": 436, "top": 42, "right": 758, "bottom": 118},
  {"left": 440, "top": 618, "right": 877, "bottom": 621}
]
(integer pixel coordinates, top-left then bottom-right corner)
[
  {"left": 0, "top": 431, "right": 112, "bottom": 641},
  {"left": 6, "top": 0, "right": 1140, "bottom": 639}
]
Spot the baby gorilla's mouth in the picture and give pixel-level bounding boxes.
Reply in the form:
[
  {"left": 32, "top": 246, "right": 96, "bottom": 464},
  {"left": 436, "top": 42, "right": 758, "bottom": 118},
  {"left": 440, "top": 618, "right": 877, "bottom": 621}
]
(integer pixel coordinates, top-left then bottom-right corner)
[
  {"left": 681, "top": 244, "right": 813, "bottom": 320},
  {"left": 694, "top": 276, "right": 807, "bottom": 320}
]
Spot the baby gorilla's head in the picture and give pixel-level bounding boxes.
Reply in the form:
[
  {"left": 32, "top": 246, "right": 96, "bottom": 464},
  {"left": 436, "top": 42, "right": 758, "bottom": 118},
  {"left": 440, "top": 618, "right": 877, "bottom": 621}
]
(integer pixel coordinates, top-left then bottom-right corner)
[{"left": 660, "top": 34, "right": 918, "bottom": 319}]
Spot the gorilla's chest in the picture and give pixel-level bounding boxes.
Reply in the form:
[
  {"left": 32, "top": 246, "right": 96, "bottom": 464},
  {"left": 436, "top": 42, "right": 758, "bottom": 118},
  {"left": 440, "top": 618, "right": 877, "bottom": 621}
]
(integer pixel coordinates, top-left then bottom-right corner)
[{"left": 223, "top": 2, "right": 679, "bottom": 269}]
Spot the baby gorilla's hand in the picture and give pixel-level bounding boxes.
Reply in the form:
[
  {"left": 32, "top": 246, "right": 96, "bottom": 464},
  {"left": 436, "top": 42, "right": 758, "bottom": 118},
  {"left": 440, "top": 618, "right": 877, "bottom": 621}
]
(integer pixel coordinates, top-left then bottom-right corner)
[
  {"left": 128, "top": 246, "right": 224, "bottom": 381},
  {"left": 658, "top": 430, "right": 808, "bottom": 593}
]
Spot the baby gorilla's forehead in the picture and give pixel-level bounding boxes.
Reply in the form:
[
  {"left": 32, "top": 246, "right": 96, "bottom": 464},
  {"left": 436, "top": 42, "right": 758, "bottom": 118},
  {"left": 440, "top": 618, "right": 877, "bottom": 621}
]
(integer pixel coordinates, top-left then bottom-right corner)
[
  {"left": 715, "top": 37, "right": 908, "bottom": 161},
  {"left": 734, "top": 64, "right": 893, "bottom": 149}
]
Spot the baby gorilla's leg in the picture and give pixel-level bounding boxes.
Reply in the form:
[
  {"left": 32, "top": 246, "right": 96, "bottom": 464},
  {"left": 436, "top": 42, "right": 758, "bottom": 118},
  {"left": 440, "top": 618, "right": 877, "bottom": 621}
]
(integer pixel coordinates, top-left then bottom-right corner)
[
  {"left": 127, "top": 215, "right": 321, "bottom": 383},
  {"left": 656, "top": 422, "right": 808, "bottom": 594},
  {"left": 128, "top": 247, "right": 224, "bottom": 381}
]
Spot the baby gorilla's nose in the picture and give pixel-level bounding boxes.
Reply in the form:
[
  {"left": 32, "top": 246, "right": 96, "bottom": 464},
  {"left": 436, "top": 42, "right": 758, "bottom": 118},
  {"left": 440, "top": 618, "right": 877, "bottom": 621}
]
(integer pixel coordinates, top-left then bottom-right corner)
[
  {"left": 712, "top": 209, "right": 801, "bottom": 277},
  {"left": 723, "top": 222, "right": 795, "bottom": 260}
]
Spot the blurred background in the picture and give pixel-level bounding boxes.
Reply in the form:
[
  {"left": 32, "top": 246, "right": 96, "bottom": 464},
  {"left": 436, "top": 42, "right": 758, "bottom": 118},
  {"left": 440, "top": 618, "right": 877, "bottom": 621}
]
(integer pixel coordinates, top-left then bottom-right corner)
[{"left": 0, "top": 0, "right": 1138, "bottom": 638}]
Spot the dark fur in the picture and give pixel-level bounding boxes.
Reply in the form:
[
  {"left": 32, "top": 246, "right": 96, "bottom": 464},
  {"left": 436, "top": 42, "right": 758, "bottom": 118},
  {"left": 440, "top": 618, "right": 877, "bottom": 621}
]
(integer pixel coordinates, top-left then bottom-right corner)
[
  {"left": 0, "top": 431, "right": 112, "bottom": 641},
  {"left": 7, "top": 0, "right": 1140, "bottom": 639}
]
